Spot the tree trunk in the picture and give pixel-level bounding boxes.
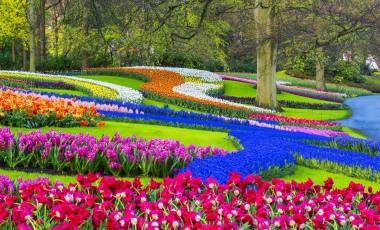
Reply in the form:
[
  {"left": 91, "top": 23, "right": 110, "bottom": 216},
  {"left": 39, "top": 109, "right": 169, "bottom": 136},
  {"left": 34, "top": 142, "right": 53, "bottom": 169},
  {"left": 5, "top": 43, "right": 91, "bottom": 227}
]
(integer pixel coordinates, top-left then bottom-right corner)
[
  {"left": 53, "top": 12, "right": 59, "bottom": 57},
  {"left": 11, "top": 40, "right": 16, "bottom": 67},
  {"left": 29, "top": 0, "right": 36, "bottom": 72},
  {"left": 81, "top": 0, "right": 90, "bottom": 69},
  {"left": 315, "top": 48, "right": 326, "bottom": 91},
  {"left": 39, "top": 0, "right": 46, "bottom": 60},
  {"left": 23, "top": 47, "right": 28, "bottom": 70},
  {"left": 254, "top": 1, "right": 278, "bottom": 110}
]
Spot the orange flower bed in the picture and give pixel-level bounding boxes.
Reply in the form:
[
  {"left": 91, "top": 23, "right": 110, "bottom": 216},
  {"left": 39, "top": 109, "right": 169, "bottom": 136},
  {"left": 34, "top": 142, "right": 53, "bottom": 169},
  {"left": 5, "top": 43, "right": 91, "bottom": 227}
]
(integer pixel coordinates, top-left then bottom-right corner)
[
  {"left": 85, "top": 67, "right": 249, "bottom": 111},
  {"left": 0, "top": 90, "right": 98, "bottom": 120}
]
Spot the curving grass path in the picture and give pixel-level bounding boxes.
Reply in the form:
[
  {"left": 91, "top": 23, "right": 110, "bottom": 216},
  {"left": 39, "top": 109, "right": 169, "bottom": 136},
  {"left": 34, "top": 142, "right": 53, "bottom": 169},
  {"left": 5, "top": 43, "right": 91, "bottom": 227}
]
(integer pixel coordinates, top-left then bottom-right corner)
[
  {"left": 281, "top": 108, "right": 349, "bottom": 120},
  {"left": 223, "top": 80, "right": 349, "bottom": 120},
  {"left": 31, "top": 88, "right": 88, "bottom": 96},
  {"left": 4, "top": 121, "right": 237, "bottom": 151},
  {"left": 77, "top": 75, "right": 144, "bottom": 90},
  {"left": 282, "top": 166, "right": 380, "bottom": 191},
  {"left": 224, "top": 80, "right": 337, "bottom": 104}
]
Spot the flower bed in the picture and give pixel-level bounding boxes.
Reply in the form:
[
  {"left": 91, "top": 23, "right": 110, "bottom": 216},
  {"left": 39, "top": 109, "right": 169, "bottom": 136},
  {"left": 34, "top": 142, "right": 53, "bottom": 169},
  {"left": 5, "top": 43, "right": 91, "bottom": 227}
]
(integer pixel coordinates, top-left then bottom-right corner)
[
  {"left": 0, "top": 77, "right": 78, "bottom": 91},
  {"left": 248, "top": 113, "right": 338, "bottom": 127},
  {"left": 0, "top": 172, "right": 378, "bottom": 229},
  {"left": 218, "top": 95, "right": 348, "bottom": 110},
  {"left": 0, "top": 128, "right": 227, "bottom": 177},
  {"left": 221, "top": 75, "right": 346, "bottom": 102},
  {"left": 172, "top": 82, "right": 272, "bottom": 113},
  {"left": 0, "top": 71, "right": 143, "bottom": 103},
  {"left": 279, "top": 87, "right": 345, "bottom": 103},
  {"left": 0, "top": 90, "right": 99, "bottom": 128},
  {"left": 129, "top": 66, "right": 223, "bottom": 83},
  {"left": 86, "top": 68, "right": 270, "bottom": 117}
]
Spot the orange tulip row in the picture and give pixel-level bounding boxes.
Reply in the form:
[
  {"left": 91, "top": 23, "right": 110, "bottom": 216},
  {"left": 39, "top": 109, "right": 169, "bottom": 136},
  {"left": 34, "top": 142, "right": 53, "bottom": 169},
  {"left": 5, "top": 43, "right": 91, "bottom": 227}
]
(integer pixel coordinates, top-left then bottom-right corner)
[
  {"left": 84, "top": 67, "right": 250, "bottom": 112},
  {"left": 0, "top": 90, "right": 98, "bottom": 121}
]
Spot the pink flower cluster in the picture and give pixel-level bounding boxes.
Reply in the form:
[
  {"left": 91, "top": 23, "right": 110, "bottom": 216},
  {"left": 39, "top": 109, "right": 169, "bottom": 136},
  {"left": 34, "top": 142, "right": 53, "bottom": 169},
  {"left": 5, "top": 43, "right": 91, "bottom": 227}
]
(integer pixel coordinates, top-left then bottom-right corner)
[
  {"left": 279, "top": 85, "right": 346, "bottom": 97},
  {"left": 281, "top": 126, "right": 347, "bottom": 137},
  {"left": 249, "top": 113, "right": 338, "bottom": 127},
  {"left": 0, "top": 172, "right": 379, "bottom": 229}
]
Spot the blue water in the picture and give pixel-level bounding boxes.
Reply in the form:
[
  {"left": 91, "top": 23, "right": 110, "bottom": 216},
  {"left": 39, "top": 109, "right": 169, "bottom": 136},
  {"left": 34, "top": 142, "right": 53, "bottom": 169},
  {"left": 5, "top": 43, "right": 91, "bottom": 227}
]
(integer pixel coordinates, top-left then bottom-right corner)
[{"left": 339, "top": 95, "right": 380, "bottom": 140}]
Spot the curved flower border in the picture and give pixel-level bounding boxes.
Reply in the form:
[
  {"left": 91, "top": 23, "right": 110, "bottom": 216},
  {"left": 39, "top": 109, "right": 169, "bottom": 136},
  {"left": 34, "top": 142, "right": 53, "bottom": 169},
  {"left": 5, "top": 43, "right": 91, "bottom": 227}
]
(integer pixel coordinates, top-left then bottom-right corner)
[
  {"left": 129, "top": 66, "right": 222, "bottom": 83},
  {"left": 0, "top": 71, "right": 144, "bottom": 103}
]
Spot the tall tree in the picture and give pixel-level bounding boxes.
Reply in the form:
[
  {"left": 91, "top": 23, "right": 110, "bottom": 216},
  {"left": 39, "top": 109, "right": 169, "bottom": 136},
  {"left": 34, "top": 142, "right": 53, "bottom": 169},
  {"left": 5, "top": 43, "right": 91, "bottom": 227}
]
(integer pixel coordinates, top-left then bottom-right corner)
[
  {"left": 254, "top": 0, "right": 278, "bottom": 109},
  {"left": 81, "top": 0, "right": 90, "bottom": 68},
  {"left": 38, "top": 0, "right": 46, "bottom": 61},
  {"left": 29, "top": 0, "right": 37, "bottom": 71}
]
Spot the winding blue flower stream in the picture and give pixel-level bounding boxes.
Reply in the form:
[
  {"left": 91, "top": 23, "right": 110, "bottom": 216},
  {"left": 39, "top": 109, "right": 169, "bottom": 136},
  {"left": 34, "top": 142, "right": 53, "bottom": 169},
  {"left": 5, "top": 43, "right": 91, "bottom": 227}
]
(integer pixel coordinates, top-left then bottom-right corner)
[{"left": 339, "top": 95, "right": 380, "bottom": 140}]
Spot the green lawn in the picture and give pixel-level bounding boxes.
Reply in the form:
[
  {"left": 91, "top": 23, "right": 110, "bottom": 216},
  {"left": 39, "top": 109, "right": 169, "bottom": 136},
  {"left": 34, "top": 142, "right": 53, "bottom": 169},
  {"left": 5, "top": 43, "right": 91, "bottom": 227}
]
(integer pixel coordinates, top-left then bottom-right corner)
[
  {"left": 224, "top": 80, "right": 337, "bottom": 104},
  {"left": 77, "top": 75, "right": 144, "bottom": 90},
  {"left": 281, "top": 107, "right": 350, "bottom": 120},
  {"left": 230, "top": 71, "right": 371, "bottom": 96},
  {"left": 32, "top": 88, "right": 88, "bottom": 96},
  {"left": 283, "top": 166, "right": 380, "bottom": 191},
  {"left": 6, "top": 121, "right": 237, "bottom": 151},
  {"left": 223, "top": 80, "right": 348, "bottom": 120},
  {"left": 224, "top": 80, "right": 257, "bottom": 97}
]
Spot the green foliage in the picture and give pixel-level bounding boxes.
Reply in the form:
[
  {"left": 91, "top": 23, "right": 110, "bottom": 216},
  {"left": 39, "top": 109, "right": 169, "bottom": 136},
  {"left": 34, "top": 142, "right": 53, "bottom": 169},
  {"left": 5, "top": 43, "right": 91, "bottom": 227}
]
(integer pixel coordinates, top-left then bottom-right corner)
[
  {"left": 161, "top": 52, "right": 204, "bottom": 69},
  {"left": 37, "top": 56, "right": 81, "bottom": 71},
  {"left": 0, "top": 51, "right": 15, "bottom": 69},
  {"left": 332, "top": 60, "right": 364, "bottom": 83},
  {"left": 0, "top": 110, "right": 98, "bottom": 128},
  {"left": 228, "top": 57, "right": 257, "bottom": 73},
  {"left": 259, "top": 163, "right": 295, "bottom": 180},
  {"left": 159, "top": 51, "right": 227, "bottom": 71}
]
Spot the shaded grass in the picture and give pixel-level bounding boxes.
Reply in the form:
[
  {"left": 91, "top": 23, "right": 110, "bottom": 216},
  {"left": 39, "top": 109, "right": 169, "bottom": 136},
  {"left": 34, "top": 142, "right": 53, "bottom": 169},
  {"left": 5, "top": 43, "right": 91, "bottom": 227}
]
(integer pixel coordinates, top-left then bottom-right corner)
[
  {"left": 283, "top": 166, "right": 380, "bottom": 191},
  {"left": 31, "top": 88, "right": 88, "bottom": 96},
  {"left": 5, "top": 121, "right": 237, "bottom": 151},
  {"left": 143, "top": 99, "right": 198, "bottom": 112}
]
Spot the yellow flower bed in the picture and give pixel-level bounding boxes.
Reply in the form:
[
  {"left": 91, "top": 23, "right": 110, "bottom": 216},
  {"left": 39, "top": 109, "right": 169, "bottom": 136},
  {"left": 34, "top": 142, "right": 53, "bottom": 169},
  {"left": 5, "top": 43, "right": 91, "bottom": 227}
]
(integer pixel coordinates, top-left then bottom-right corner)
[{"left": 0, "top": 72, "right": 118, "bottom": 99}]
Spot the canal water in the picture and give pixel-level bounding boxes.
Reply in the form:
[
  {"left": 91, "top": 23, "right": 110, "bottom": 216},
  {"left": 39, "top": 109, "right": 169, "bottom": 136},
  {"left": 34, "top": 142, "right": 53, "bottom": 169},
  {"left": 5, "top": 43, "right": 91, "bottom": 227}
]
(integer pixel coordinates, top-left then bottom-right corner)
[{"left": 339, "top": 95, "right": 380, "bottom": 140}]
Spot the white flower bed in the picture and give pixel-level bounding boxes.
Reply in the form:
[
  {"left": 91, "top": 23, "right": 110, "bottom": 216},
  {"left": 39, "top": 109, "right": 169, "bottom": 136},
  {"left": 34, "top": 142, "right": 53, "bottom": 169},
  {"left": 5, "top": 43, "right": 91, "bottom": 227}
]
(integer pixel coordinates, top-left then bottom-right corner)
[
  {"left": 0, "top": 71, "right": 144, "bottom": 103},
  {"left": 128, "top": 66, "right": 222, "bottom": 83},
  {"left": 173, "top": 82, "right": 274, "bottom": 113}
]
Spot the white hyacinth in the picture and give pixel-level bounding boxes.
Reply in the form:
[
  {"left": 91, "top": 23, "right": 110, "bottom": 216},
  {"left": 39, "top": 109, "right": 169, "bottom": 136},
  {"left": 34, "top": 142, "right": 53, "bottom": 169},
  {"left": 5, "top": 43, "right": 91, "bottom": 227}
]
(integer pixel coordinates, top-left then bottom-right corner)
[{"left": 172, "top": 82, "right": 274, "bottom": 113}]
